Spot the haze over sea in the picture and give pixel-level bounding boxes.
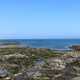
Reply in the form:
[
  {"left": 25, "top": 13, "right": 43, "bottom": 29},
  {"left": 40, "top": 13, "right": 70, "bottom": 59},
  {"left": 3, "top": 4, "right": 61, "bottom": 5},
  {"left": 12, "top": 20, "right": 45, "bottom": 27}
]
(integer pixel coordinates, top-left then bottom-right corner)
[{"left": 0, "top": 39, "right": 80, "bottom": 50}]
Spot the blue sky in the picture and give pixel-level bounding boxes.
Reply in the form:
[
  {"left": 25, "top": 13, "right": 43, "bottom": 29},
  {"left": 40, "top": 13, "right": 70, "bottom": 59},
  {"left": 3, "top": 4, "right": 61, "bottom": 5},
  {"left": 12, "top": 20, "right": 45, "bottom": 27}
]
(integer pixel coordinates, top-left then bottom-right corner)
[{"left": 0, "top": 0, "right": 80, "bottom": 39}]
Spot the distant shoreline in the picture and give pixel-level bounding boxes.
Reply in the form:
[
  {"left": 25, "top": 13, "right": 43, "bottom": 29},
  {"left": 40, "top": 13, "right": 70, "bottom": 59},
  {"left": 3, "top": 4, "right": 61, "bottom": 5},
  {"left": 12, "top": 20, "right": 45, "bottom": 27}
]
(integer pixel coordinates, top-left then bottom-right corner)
[{"left": 0, "top": 39, "right": 79, "bottom": 50}]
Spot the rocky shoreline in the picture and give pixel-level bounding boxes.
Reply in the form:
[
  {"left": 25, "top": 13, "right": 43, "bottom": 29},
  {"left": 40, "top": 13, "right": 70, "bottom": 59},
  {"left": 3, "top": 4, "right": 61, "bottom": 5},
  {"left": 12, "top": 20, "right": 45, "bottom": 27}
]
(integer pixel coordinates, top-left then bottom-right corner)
[{"left": 0, "top": 45, "right": 80, "bottom": 80}]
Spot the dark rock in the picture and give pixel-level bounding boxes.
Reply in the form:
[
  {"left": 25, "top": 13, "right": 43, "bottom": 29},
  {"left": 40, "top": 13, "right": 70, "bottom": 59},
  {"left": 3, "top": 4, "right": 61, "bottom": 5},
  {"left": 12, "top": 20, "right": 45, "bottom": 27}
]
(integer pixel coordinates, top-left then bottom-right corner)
[{"left": 69, "top": 45, "right": 80, "bottom": 51}]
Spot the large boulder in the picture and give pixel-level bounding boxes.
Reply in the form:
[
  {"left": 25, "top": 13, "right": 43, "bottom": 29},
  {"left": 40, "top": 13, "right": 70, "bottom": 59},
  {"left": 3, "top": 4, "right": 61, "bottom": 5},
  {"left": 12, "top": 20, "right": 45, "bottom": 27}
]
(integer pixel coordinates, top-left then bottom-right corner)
[{"left": 47, "top": 58, "right": 65, "bottom": 70}]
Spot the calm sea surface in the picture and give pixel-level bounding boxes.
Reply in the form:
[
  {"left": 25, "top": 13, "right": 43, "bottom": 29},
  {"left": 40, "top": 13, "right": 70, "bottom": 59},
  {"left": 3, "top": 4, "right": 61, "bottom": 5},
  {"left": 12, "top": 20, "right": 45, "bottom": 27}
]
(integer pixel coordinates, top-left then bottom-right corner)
[{"left": 0, "top": 39, "right": 80, "bottom": 49}]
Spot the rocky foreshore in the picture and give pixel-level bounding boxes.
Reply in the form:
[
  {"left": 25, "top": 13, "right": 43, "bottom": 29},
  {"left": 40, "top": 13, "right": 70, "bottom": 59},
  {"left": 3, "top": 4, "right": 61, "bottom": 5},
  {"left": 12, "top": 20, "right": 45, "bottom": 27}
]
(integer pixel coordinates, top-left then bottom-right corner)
[{"left": 0, "top": 45, "right": 80, "bottom": 80}]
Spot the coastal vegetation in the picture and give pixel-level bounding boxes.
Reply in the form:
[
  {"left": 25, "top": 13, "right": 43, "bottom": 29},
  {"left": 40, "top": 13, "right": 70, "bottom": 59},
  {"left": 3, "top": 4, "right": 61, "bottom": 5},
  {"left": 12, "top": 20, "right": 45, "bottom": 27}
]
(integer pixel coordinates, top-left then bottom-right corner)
[{"left": 0, "top": 44, "right": 80, "bottom": 80}]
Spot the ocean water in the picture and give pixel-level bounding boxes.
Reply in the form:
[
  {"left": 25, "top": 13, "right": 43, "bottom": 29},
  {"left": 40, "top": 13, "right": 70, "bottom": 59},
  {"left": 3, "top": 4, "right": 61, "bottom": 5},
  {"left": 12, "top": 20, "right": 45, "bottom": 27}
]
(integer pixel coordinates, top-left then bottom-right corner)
[{"left": 0, "top": 39, "right": 80, "bottom": 49}]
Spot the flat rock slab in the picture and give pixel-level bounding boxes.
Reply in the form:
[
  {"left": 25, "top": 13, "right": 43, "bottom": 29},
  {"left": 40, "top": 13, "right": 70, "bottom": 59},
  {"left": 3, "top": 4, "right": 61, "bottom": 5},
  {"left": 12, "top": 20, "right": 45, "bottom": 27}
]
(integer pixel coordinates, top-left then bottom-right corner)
[{"left": 72, "top": 77, "right": 80, "bottom": 80}]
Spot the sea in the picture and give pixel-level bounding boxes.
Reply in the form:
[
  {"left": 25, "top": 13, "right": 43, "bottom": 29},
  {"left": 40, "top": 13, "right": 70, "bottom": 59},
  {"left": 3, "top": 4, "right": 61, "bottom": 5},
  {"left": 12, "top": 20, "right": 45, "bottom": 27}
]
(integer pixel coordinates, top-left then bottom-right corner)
[{"left": 0, "top": 39, "right": 80, "bottom": 50}]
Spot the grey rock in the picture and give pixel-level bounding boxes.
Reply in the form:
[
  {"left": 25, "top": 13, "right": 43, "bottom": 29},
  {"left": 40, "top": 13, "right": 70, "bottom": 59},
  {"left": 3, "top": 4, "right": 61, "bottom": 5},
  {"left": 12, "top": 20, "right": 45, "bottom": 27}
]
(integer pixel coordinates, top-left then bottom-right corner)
[{"left": 0, "top": 68, "right": 8, "bottom": 78}]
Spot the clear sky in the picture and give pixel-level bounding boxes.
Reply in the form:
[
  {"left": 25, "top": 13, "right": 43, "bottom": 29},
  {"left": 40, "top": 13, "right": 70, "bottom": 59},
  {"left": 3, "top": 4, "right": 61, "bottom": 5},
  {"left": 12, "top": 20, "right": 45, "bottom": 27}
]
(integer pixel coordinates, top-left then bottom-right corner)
[{"left": 0, "top": 0, "right": 80, "bottom": 39}]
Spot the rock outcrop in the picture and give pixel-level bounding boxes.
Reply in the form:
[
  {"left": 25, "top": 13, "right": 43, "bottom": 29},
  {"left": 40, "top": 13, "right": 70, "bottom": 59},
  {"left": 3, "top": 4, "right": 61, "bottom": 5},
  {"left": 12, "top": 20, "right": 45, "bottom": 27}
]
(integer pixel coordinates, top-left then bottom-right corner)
[{"left": 0, "top": 46, "right": 79, "bottom": 80}]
